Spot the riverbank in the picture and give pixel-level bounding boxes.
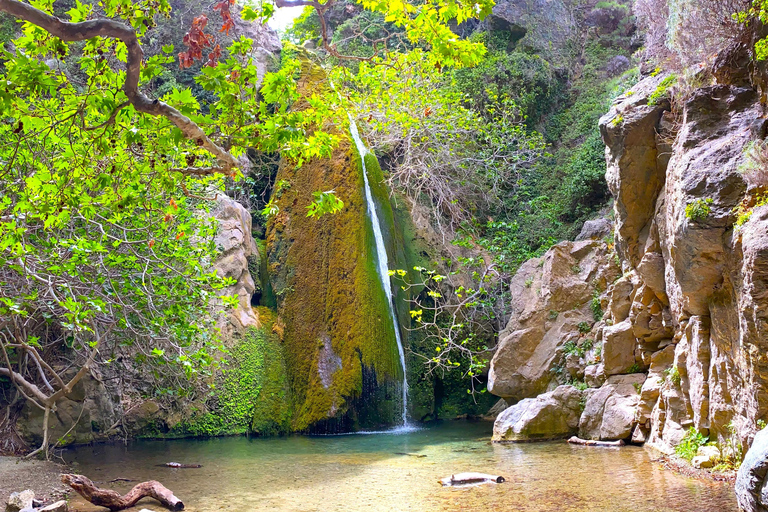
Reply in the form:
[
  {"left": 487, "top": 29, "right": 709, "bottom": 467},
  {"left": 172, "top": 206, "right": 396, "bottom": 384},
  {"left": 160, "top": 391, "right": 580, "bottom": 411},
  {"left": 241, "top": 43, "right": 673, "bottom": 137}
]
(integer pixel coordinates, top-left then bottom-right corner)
[{"left": 0, "top": 457, "right": 69, "bottom": 508}]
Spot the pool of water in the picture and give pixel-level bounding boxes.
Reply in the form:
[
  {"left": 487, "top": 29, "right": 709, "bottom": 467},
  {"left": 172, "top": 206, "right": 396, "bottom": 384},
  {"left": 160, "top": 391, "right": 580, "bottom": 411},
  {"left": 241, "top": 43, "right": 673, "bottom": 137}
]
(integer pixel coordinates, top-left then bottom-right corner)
[{"left": 64, "top": 421, "right": 738, "bottom": 512}]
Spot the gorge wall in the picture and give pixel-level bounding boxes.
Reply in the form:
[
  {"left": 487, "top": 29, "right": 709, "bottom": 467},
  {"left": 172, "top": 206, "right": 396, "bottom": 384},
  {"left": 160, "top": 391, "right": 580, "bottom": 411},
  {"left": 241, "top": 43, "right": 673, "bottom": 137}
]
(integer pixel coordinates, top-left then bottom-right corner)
[{"left": 490, "top": 64, "right": 768, "bottom": 462}]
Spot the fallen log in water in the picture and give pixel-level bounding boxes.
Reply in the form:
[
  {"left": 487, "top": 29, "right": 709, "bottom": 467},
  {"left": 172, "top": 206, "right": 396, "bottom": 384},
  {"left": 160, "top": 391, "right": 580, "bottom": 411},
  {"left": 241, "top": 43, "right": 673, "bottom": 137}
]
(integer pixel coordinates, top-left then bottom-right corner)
[
  {"left": 440, "top": 472, "right": 506, "bottom": 486},
  {"left": 159, "top": 462, "right": 203, "bottom": 468},
  {"left": 61, "top": 474, "right": 184, "bottom": 511},
  {"left": 567, "top": 436, "right": 625, "bottom": 447}
]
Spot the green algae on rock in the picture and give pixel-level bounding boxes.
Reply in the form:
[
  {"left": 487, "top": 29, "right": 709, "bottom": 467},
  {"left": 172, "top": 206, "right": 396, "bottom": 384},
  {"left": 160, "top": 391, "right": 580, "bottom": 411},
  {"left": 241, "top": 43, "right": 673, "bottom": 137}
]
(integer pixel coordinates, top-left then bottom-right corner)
[{"left": 170, "top": 316, "right": 291, "bottom": 437}]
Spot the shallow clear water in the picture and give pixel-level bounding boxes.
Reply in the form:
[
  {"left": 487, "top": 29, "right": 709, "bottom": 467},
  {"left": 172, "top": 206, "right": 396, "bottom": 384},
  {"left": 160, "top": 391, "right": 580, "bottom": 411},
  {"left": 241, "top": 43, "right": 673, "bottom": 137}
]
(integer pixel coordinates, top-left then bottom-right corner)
[{"left": 64, "top": 421, "right": 738, "bottom": 512}]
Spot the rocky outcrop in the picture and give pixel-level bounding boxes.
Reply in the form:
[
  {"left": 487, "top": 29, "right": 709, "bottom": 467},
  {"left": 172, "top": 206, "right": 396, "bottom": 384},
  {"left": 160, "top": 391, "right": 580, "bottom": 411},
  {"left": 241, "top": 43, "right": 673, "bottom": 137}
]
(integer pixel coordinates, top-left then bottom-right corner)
[
  {"left": 579, "top": 374, "right": 645, "bottom": 441},
  {"left": 487, "top": 240, "right": 620, "bottom": 401},
  {"left": 488, "top": 0, "right": 577, "bottom": 65},
  {"left": 213, "top": 193, "right": 261, "bottom": 333},
  {"left": 16, "top": 372, "right": 117, "bottom": 448},
  {"left": 492, "top": 385, "right": 584, "bottom": 442},
  {"left": 575, "top": 217, "right": 613, "bottom": 241},
  {"left": 491, "top": 70, "right": 768, "bottom": 454},
  {"left": 737, "top": 427, "right": 768, "bottom": 512},
  {"left": 600, "top": 76, "right": 766, "bottom": 454}
]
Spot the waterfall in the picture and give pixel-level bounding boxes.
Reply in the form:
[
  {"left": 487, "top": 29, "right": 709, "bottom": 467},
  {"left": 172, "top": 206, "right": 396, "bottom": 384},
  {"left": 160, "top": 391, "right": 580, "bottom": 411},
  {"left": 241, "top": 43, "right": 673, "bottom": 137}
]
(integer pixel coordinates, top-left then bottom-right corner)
[{"left": 347, "top": 114, "right": 409, "bottom": 426}]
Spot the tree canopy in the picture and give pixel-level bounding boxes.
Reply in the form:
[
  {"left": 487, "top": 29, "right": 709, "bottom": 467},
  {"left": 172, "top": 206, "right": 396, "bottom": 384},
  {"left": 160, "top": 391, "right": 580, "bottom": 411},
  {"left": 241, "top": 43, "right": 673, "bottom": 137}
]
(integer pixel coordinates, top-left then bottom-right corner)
[{"left": 0, "top": 0, "right": 495, "bottom": 455}]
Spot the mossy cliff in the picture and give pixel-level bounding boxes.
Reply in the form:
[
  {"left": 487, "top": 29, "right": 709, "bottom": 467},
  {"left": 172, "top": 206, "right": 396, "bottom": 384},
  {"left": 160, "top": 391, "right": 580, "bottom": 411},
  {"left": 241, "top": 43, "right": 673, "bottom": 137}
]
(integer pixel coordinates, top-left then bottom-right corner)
[
  {"left": 169, "top": 308, "right": 291, "bottom": 437},
  {"left": 265, "top": 61, "right": 410, "bottom": 432}
]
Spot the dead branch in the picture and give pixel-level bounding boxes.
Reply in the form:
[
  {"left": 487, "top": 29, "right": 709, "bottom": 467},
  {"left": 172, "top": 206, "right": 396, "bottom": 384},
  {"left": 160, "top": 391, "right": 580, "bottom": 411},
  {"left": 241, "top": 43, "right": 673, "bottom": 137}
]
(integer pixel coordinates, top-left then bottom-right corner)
[
  {"left": 567, "top": 436, "right": 625, "bottom": 447},
  {"left": 62, "top": 474, "right": 185, "bottom": 511}
]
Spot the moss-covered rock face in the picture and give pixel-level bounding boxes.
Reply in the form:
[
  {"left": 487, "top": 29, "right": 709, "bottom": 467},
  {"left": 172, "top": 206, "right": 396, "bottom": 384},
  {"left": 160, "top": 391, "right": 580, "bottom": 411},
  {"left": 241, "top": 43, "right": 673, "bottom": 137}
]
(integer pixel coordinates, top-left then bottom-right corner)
[
  {"left": 171, "top": 312, "right": 291, "bottom": 437},
  {"left": 266, "top": 135, "right": 411, "bottom": 431},
  {"left": 265, "top": 60, "right": 410, "bottom": 432}
]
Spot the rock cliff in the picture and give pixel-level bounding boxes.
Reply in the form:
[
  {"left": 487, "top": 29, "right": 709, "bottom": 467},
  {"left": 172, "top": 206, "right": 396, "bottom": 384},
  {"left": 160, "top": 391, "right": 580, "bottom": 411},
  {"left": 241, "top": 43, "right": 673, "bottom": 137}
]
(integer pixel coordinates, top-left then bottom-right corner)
[{"left": 490, "top": 68, "right": 768, "bottom": 460}]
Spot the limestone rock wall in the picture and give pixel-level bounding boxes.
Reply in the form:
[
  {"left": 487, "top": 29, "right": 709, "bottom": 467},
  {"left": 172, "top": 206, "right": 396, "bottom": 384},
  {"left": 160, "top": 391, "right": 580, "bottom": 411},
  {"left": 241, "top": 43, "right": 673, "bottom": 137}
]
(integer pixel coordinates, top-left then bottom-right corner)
[
  {"left": 600, "top": 76, "right": 766, "bottom": 454},
  {"left": 212, "top": 193, "right": 261, "bottom": 334},
  {"left": 487, "top": 240, "right": 620, "bottom": 402},
  {"left": 491, "top": 73, "right": 768, "bottom": 454}
]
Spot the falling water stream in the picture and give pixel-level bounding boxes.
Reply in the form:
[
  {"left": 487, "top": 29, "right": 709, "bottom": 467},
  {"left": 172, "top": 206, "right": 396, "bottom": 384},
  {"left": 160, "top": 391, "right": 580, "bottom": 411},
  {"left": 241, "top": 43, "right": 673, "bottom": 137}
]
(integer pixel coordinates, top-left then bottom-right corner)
[{"left": 348, "top": 114, "right": 409, "bottom": 426}]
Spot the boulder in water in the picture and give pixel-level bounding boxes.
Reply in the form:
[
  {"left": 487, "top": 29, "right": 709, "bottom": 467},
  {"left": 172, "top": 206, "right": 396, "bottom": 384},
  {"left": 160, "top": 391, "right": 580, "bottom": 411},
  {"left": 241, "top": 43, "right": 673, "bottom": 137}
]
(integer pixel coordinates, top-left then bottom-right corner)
[{"left": 492, "top": 385, "right": 583, "bottom": 442}]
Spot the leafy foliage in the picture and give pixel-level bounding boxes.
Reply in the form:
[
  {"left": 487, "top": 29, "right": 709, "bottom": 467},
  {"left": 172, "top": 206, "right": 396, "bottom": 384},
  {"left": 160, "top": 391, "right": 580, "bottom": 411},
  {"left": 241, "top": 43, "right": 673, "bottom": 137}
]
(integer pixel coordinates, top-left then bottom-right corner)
[
  {"left": 685, "top": 198, "right": 714, "bottom": 221},
  {"left": 0, "top": 0, "right": 495, "bottom": 446},
  {"left": 340, "top": 50, "right": 547, "bottom": 231},
  {"left": 391, "top": 261, "right": 507, "bottom": 394},
  {"left": 648, "top": 74, "right": 677, "bottom": 106},
  {"left": 675, "top": 427, "right": 709, "bottom": 461},
  {"left": 665, "top": 365, "right": 682, "bottom": 385},
  {"left": 733, "top": 0, "right": 768, "bottom": 60}
]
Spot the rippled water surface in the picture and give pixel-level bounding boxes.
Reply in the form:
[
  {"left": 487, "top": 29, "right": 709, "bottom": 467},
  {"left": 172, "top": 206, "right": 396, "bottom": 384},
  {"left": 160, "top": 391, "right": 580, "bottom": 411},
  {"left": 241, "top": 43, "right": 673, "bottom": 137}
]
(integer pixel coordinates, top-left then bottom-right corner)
[{"left": 65, "top": 421, "right": 738, "bottom": 512}]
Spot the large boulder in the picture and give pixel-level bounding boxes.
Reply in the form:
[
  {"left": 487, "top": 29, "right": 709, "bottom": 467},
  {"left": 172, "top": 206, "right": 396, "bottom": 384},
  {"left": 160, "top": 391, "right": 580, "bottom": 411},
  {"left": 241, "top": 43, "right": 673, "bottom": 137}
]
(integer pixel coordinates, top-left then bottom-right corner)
[
  {"left": 488, "top": 240, "right": 619, "bottom": 401},
  {"left": 575, "top": 217, "right": 613, "bottom": 241},
  {"left": 579, "top": 374, "right": 646, "bottom": 441},
  {"left": 737, "top": 427, "right": 768, "bottom": 512},
  {"left": 492, "top": 385, "right": 584, "bottom": 442},
  {"left": 16, "top": 372, "right": 117, "bottom": 447},
  {"left": 602, "top": 320, "right": 637, "bottom": 376}
]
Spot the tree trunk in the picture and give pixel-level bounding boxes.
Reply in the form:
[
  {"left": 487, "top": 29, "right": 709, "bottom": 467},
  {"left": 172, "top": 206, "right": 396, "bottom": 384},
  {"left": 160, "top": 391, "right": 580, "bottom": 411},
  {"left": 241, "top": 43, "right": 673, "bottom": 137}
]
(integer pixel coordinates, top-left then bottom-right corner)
[
  {"left": 61, "top": 474, "right": 184, "bottom": 511},
  {"left": 25, "top": 403, "right": 50, "bottom": 459}
]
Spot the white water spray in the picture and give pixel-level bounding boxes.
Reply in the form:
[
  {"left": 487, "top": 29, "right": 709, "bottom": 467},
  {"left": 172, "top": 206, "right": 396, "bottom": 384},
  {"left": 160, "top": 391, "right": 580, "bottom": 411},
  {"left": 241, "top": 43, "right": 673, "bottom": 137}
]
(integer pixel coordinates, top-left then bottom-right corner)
[{"left": 348, "top": 114, "right": 409, "bottom": 426}]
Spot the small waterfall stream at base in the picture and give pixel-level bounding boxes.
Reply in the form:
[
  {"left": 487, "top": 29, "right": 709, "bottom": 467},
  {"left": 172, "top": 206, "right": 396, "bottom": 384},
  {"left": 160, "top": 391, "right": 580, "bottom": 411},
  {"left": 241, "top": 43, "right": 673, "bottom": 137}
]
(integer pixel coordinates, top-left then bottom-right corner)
[{"left": 348, "top": 114, "right": 409, "bottom": 426}]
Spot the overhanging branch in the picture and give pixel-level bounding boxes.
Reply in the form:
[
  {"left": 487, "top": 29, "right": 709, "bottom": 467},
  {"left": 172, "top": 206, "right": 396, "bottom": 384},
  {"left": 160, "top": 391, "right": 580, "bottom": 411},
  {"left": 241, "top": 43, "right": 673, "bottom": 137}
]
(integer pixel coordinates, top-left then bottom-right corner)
[{"left": 0, "top": 0, "right": 238, "bottom": 174}]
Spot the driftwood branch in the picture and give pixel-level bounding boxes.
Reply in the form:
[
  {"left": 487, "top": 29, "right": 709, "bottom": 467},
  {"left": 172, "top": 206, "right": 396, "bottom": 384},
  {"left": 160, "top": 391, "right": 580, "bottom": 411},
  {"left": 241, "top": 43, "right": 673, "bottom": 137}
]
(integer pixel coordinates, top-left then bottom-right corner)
[
  {"left": 62, "top": 474, "right": 185, "bottom": 511},
  {"left": 439, "top": 472, "right": 505, "bottom": 486},
  {"left": 567, "top": 436, "right": 625, "bottom": 447},
  {"left": 0, "top": 0, "right": 237, "bottom": 175}
]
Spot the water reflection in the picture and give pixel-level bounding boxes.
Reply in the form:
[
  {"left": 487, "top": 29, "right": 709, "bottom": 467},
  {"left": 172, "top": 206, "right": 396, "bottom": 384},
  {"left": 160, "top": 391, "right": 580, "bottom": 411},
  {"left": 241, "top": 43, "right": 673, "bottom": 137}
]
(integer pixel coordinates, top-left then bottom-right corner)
[{"left": 64, "top": 421, "right": 737, "bottom": 512}]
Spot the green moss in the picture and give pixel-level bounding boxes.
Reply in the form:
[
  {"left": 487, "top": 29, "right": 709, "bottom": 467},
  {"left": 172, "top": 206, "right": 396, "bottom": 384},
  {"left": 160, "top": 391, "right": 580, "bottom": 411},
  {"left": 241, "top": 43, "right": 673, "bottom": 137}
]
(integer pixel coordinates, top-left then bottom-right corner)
[
  {"left": 173, "top": 321, "right": 291, "bottom": 437},
  {"left": 675, "top": 427, "right": 709, "bottom": 461},
  {"left": 255, "top": 239, "right": 277, "bottom": 309},
  {"left": 266, "top": 134, "right": 404, "bottom": 431}
]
